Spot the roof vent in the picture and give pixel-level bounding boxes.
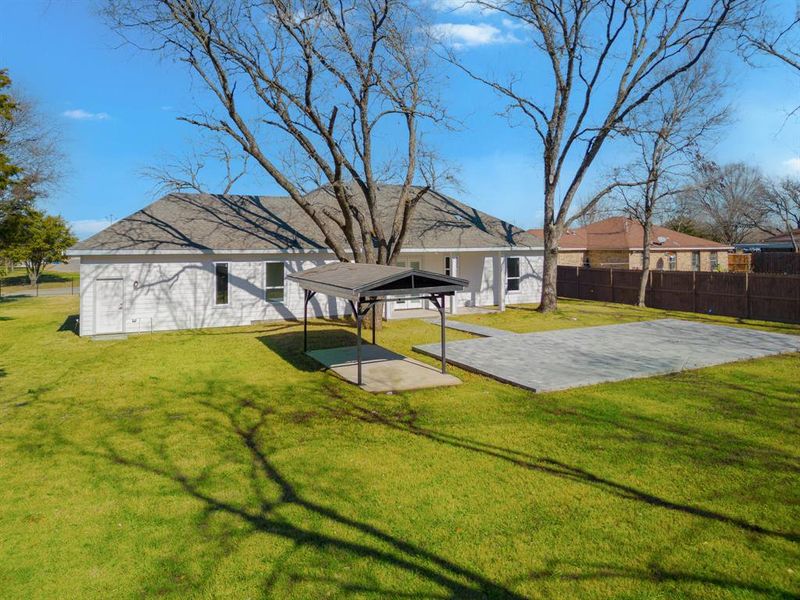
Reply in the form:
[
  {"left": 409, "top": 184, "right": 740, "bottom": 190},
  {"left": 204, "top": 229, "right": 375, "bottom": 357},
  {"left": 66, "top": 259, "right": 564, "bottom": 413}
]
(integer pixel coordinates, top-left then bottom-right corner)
[{"left": 656, "top": 236, "right": 668, "bottom": 244}]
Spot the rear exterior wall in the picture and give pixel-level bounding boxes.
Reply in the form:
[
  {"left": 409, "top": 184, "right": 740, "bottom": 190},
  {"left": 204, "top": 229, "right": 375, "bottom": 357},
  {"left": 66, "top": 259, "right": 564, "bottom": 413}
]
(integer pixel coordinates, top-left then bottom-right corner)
[{"left": 77, "top": 249, "right": 543, "bottom": 336}]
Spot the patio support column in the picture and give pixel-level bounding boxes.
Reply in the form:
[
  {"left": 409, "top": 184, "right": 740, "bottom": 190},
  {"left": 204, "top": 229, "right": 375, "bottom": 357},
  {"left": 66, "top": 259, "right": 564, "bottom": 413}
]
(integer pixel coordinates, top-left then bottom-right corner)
[
  {"left": 430, "top": 293, "right": 447, "bottom": 374},
  {"left": 355, "top": 300, "right": 363, "bottom": 386},
  {"left": 440, "top": 293, "right": 447, "bottom": 374},
  {"left": 371, "top": 300, "right": 376, "bottom": 345},
  {"left": 497, "top": 253, "right": 507, "bottom": 312},
  {"left": 302, "top": 289, "right": 316, "bottom": 353}
]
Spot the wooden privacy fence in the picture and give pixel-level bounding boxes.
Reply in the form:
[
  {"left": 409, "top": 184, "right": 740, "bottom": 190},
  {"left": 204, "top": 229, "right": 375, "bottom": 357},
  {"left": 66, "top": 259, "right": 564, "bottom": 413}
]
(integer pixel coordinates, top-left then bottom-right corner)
[
  {"left": 557, "top": 266, "right": 800, "bottom": 324},
  {"left": 752, "top": 252, "right": 800, "bottom": 275}
]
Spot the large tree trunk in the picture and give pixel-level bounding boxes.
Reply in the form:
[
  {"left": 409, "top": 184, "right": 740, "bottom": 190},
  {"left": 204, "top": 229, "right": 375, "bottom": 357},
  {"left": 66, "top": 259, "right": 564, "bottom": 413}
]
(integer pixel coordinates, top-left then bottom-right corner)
[
  {"left": 638, "top": 222, "right": 652, "bottom": 307},
  {"left": 538, "top": 232, "right": 560, "bottom": 313}
]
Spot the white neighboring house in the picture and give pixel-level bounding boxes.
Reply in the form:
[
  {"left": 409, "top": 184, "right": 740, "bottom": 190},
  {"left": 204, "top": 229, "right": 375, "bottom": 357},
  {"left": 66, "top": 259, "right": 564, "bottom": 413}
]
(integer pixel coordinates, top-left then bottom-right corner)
[{"left": 68, "top": 185, "right": 544, "bottom": 336}]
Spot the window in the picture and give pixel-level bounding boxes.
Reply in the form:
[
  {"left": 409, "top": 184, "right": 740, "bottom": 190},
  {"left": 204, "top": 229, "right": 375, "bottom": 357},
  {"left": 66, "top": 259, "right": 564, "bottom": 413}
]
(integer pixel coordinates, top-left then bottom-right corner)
[
  {"left": 215, "top": 263, "right": 229, "bottom": 305},
  {"left": 506, "top": 257, "right": 520, "bottom": 291},
  {"left": 265, "top": 262, "right": 285, "bottom": 302},
  {"left": 667, "top": 254, "right": 677, "bottom": 271},
  {"left": 444, "top": 256, "right": 452, "bottom": 276},
  {"left": 691, "top": 251, "right": 701, "bottom": 272},
  {"left": 710, "top": 251, "right": 719, "bottom": 271},
  {"left": 582, "top": 254, "right": 590, "bottom": 268}
]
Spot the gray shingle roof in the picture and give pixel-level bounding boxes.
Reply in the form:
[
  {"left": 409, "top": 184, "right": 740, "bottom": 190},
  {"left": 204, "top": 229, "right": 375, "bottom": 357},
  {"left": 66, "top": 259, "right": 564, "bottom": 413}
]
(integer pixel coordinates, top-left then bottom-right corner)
[{"left": 70, "top": 184, "right": 542, "bottom": 254}]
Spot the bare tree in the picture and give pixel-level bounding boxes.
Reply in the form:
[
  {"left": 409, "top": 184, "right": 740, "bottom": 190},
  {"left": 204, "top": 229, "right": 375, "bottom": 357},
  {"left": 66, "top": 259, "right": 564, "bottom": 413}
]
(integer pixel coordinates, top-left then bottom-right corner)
[
  {"left": 760, "top": 176, "right": 800, "bottom": 251},
  {"left": 617, "top": 61, "right": 728, "bottom": 305},
  {"left": 681, "top": 161, "right": 768, "bottom": 245},
  {"left": 105, "top": 0, "right": 444, "bottom": 266},
  {"left": 740, "top": 4, "right": 800, "bottom": 71},
  {"left": 0, "top": 90, "right": 63, "bottom": 216},
  {"left": 0, "top": 79, "right": 65, "bottom": 272},
  {"left": 451, "top": 0, "right": 754, "bottom": 312},
  {"left": 143, "top": 139, "right": 250, "bottom": 196}
]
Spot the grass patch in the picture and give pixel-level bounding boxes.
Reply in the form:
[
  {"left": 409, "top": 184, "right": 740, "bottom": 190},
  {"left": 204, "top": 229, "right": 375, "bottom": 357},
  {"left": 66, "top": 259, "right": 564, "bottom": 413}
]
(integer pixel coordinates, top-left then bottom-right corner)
[
  {"left": 0, "top": 296, "right": 798, "bottom": 599},
  {"left": 1, "top": 268, "right": 79, "bottom": 294}
]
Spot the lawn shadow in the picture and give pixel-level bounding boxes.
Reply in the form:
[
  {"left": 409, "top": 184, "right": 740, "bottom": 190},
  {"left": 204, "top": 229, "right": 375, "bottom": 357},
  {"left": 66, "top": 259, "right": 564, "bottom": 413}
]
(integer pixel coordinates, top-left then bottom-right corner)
[
  {"left": 58, "top": 315, "right": 79, "bottom": 335},
  {"left": 54, "top": 393, "right": 529, "bottom": 599},
  {"left": 324, "top": 394, "right": 800, "bottom": 545},
  {"left": 257, "top": 329, "right": 364, "bottom": 373},
  {"left": 513, "top": 559, "right": 798, "bottom": 598}
]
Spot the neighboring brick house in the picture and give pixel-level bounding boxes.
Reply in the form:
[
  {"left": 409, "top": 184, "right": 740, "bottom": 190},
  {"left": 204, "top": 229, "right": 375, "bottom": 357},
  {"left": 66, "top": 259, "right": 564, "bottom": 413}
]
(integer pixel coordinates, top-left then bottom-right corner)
[{"left": 530, "top": 217, "right": 732, "bottom": 271}]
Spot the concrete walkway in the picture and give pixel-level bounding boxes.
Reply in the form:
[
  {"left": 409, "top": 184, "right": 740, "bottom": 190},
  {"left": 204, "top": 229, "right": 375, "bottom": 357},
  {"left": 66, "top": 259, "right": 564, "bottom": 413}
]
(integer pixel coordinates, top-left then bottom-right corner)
[
  {"left": 414, "top": 319, "right": 800, "bottom": 393},
  {"left": 307, "top": 344, "right": 461, "bottom": 393},
  {"left": 423, "top": 318, "right": 515, "bottom": 338}
]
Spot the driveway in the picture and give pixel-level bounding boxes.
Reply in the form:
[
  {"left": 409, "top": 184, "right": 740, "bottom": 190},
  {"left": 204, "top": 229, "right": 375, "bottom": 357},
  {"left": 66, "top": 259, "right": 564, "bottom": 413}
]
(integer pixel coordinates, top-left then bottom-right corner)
[{"left": 414, "top": 319, "right": 800, "bottom": 392}]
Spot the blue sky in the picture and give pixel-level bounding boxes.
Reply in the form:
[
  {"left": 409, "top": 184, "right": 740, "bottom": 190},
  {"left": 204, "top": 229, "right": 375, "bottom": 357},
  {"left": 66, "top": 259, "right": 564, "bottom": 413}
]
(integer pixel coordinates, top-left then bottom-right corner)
[{"left": 2, "top": 0, "right": 799, "bottom": 239}]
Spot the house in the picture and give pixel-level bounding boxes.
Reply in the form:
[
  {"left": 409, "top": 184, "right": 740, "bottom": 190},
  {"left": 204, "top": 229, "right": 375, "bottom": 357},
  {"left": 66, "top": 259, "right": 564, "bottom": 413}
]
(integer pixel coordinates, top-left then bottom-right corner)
[
  {"left": 68, "top": 185, "right": 544, "bottom": 336},
  {"left": 735, "top": 228, "right": 799, "bottom": 253},
  {"left": 529, "top": 217, "right": 731, "bottom": 272}
]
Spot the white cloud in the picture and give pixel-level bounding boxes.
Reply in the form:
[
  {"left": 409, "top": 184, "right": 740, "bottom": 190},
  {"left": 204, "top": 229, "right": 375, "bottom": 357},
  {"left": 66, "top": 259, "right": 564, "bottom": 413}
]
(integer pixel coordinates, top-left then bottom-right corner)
[
  {"left": 70, "top": 219, "right": 114, "bottom": 239},
  {"left": 62, "top": 109, "right": 110, "bottom": 121},
  {"left": 430, "top": 22, "right": 521, "bottom": 48},
  {"left": 782, "top": 157, "right": 800, "bottom": 173}
]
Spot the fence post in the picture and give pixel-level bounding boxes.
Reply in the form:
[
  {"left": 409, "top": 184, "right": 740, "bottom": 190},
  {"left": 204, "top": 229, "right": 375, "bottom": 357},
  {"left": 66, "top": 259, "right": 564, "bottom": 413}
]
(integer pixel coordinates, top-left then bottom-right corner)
[
  {"left": 745, "top": 271, "right": 750, "bottom": 320},
  {"left": 575, "top": 265, "right": 580, "bottom": 299},
  {"left": 692, "top": 271, "right": 697, "bottom": 313},
  {"left": 609, "top": 267, "right": 614, "bottom": 303}
]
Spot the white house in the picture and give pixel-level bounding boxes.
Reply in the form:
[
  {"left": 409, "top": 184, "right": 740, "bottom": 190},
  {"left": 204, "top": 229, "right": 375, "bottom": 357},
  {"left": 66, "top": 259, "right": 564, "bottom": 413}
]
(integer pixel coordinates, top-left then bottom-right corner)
[{"left": 68, "top": 185, "right": 544, "bottom": 336}]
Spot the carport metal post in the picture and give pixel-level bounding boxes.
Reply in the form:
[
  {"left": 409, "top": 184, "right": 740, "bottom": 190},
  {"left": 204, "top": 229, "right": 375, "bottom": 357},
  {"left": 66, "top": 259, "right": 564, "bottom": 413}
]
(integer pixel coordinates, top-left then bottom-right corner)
[
  {"left": 429, "top": 293, "right": 447, "bottom": 374},
  {"left": 347, "top": 299, "right": 364, "bottom": 386},
  {"left": 303, "top": 289, "right": 316, "bottom": 353}
]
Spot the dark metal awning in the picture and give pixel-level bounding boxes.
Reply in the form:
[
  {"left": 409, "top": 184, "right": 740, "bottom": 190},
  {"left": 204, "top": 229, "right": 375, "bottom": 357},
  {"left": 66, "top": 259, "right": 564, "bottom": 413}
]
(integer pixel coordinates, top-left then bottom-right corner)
[
  {"left": 287, "top": 262, "right": 469, "bottom": 387},
  {"left": 286, "top": 261, "right": 468, "bottom": 302}
]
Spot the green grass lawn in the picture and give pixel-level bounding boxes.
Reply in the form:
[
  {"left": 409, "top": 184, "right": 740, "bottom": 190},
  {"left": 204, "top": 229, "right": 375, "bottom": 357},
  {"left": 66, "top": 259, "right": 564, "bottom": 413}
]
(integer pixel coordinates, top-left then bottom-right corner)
[{"left": 0, "top": 296, "right": 798, "bottom": 599}]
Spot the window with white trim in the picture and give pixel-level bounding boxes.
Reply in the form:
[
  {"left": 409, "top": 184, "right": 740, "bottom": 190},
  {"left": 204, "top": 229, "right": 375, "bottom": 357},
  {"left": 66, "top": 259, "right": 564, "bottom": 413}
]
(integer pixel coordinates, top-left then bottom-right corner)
[
  {"left": 264, "top": 262, "right": 285, "bottom": 302},
  {"left": 667, "top": 254, "right": 677, "bottom": 271},
  {"left": 444, "top": 256, "right": 452, "bottom": 276},
  {"left": 506, "top": 257, "right": 520, "bottom": 291},
  {"left": 710, "top": 251, "right": 719, "bottom": 271},
  {"left": 265, "top": 262, "right": 285, "bottom": 302},
  {"left": 215, "top": 263, "right": 229, "bottom": 305},
  {"left": 691, "top": 251, "right": 701, "bottom": 272}
]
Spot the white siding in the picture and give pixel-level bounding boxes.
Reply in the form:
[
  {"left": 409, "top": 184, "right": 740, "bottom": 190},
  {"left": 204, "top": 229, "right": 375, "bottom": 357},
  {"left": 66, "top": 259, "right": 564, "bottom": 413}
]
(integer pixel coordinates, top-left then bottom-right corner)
[
  {"left": 77, "top": 249, "right": 544, "bottom": 336},
  {"left": 78, "top": 253, "right": 348, "bottom": 336}
]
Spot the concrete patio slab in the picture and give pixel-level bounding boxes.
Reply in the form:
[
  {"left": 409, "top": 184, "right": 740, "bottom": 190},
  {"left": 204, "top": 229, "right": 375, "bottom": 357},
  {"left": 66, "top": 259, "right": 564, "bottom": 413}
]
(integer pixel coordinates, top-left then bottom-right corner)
[
  {"left": 422, "top": 318, "right": 515, "bottom": 338},
  {"left": 414, "top": 319, "right": 800, "bottom": 393},
  {"left": 308, "top": 344, "right": 461, "bottom": 393}
]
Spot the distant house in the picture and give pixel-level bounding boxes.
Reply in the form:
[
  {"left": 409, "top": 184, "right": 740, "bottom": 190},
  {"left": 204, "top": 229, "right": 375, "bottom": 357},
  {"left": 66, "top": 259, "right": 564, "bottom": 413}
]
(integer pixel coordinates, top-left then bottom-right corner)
[
  {"left": 735, "top": 229, "right": 799, "bottom": 253},
  {"left": 68, "top": 185, "right": 543, "bottom": 336},
  {"left": 529, "top": 217, "right": 731, "bottom": 271}
]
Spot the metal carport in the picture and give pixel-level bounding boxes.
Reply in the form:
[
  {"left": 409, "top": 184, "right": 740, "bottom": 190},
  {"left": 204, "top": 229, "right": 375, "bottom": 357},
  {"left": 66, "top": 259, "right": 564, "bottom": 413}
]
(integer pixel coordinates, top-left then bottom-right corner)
[{"left": 287, "top": 262, "right": 468, "bottom": 386}]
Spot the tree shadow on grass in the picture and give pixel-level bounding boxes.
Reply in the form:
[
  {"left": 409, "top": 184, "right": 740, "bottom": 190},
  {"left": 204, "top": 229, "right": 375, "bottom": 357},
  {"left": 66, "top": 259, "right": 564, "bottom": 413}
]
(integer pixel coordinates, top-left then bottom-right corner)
[
  {"left": 324, "top": 393, "right": 800, "bottom": 545},
  {"left": 55, "top": 393, "right": 528, "bottom": 599},
  {"left": 513, "top": 560, "right": 798, "bottom": 598}
]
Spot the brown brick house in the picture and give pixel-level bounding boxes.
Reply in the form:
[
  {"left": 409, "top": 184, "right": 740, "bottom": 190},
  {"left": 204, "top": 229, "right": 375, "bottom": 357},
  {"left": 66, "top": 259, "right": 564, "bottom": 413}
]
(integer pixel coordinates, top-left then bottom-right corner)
[{"left": 530, "top": 217, "right": 732, "bottom": 271}]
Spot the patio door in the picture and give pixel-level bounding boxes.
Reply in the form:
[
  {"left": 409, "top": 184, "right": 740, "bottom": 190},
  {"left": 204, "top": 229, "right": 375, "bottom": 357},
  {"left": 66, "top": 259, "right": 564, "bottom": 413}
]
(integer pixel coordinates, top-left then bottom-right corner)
[{"left": 394, "top": 259, "right": 422, "bottom": 309}]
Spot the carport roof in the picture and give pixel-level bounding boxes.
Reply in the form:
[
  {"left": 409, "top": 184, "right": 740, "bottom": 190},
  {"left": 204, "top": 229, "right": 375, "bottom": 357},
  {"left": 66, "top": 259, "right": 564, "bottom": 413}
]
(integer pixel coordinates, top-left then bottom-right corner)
[{"left": 287, "top": 262, "right": 468, "bottom": 301}]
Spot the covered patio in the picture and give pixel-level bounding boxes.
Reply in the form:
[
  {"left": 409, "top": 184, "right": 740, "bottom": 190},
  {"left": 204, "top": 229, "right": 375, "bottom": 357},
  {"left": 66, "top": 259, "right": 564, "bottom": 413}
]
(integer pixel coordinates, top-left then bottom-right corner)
[{"left": 287, "top": 262, "right": 468, "bottom": 391}]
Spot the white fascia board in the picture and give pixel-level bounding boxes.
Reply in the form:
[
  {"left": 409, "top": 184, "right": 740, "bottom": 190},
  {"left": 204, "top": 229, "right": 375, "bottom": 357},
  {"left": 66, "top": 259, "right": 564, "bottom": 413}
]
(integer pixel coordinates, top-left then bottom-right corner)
[{"left": 68, "top": 245, "right": 543, "bottom": 257}]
